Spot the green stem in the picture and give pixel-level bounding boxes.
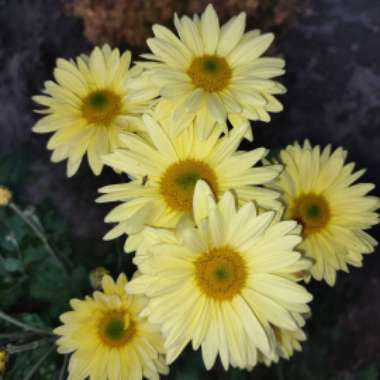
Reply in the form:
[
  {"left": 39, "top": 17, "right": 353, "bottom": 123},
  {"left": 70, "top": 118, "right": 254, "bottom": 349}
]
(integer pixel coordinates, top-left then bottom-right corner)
[
  {"left": 0, "top": 331, "right": 37, "bottom": 341},
  {"left": 7, "top": 338, "right": 53, "bottom": 354},
  {"left": 8, "top": 202, "right": 67, "bottom": 274},
  {"left": 116, "top": 237, "right": 124, "bottom": 273},
  {"left": 276, "top": 361, "right": 286, "bottom": 380},
  {"left": 58, "top": 354, "right": 69, "bottom": 380},
  {"left": 0, "top": 311, "right": 53, "bottom": 336},
  {"left": 23, "top": 344, "right": 55, "bottom": 380},
  {"left": 10, "top": 233, "right": 23, "bottom": 261}
]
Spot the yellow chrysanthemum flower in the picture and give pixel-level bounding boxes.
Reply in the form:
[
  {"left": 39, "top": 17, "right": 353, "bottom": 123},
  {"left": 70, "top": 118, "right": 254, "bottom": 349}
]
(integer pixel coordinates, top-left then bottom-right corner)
[
  {"left": 0, "top": 349, "right": 7, "bottom": 375},
  {"left": 54, "top": 273, "right": 169, "bottom": 380},
  {"left": 269, "top": 141, "right": 380, "bottom": 286},
  {"left": 33, "top": 45, "right": 157, "bottom": 177},
  {"left": 126, "top": 181, "right": 312, "bottom": 370},
  {"left": 141, "top": 4, "right": 286, "bottom": 140},
  {"left": 133, "top": 210, "right": 310, "bottom": 368},
  {"left": 0, "top": 186, "right": 12, "bottom": 207},
  {"left": 97, "top": 115, "right": 282, "bottom": 252}
]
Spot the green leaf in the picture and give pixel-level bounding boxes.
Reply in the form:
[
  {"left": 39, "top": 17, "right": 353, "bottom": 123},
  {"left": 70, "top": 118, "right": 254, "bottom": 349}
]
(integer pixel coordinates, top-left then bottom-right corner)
[
  {"left": 3, "top": 213, "right": 30, "bottom": 244},
  {"left": 19, "top": 312, "right": 48, "bottom": 329},
  {"left": 0, "top": 276, "right": 26, "bottom": 308},
  {"left": 24, "top": 246, "right": 46, "bottom": 266},
  {"left": 3, "top": 257, "right": 23, "bottom": 272}
]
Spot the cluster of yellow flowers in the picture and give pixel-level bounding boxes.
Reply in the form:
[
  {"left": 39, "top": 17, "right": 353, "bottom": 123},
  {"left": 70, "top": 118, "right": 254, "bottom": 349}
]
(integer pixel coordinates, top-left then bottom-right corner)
[{"left": 32, "top": 4, "right": 379, "bottom": 380}]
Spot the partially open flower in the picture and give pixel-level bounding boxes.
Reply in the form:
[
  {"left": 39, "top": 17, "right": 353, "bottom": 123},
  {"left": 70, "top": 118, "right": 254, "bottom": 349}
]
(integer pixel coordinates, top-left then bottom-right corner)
[
  {"left": 0, "top": 186, "right": 12, "bottom": 207},
  {"left": 89, "top": 266, "right": 110, "bottom": 289},
  {"left": 0, "top": 349, "right": 7, "bottom": 375}
]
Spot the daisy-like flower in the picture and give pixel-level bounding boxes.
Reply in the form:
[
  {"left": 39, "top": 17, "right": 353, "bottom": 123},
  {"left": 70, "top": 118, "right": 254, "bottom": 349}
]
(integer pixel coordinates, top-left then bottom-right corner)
[
  {"left": 97, "top": 115, "right": 282, "bottom": 252},
  {"left": 32, "top": 45, "right": 157, "bottom": 177},
  {"left": 269, "top": 141, "right": 380, "bottom": 286},
  {"left": 141, "top": 4, "right": 286, "bottom": 140},
  {"left": 126, "top": 181, "right": 312, "bottom": 370},
  {"left": 54, "top": 273, "right": 169, "bottom": 380},
  {"left": 133, "top": 208, "right": 310, "bottom": 368}
]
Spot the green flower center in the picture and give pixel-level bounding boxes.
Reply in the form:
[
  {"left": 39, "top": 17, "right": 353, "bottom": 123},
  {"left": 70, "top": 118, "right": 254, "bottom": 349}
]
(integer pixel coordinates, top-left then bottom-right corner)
[
  {"left": 214, "top": 266, "right": 229, "bottom": 281},
  {"left": 105, "top": 319, "right": 125, "bottom": 341},
  {"left": 195, "top": 246, "right": 247, "bottom": 301},
  {"left": 291, "top": 193, "right": 331, "bottom": 236},
  {"left": 187, "top": 55, "right": 232, "bottom": 92},
  {"left": 160, "top": 159, "right": 219, "bottom": 212},
  {"left": 175, "top": 172, "right": 202, "bottom": 190},
  {"left": 88, "top": 92, "right": 109, "bottom": 109},
  {"left": 81, "top": 89, "right": 122, "bottom": 126},
  {"left": 98, "top": 311, "right": 136, "bottom": 348},
  {"left": 202, "top": 59, "right": 219, "bottom": 73},
  {"left": 306, "top": 204, "right": 322, "bottom": 219}
]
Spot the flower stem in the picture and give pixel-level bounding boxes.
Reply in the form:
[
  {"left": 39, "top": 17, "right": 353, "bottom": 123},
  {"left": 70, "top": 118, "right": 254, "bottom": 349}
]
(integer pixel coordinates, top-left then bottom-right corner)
[
  {"left": 0, "top": 311, "right": 53, "bottom": 336},
  {"left": 6, "top": 338, "right": 53, "bottom": 354},
  {"left": 0, "top": 331, "right": 37, "bottom": 341},
  {"left": 58, "top": 354, "right": 69, "bottom": 380},
  {"left": 23, "top": 344, "right": 55, "bottom": 380},
  {"left": 8, "top": 202, "right": 68, "bottom": 274},
  {"left": 276, "top": 361, "right": 285, "bottom": 380}
]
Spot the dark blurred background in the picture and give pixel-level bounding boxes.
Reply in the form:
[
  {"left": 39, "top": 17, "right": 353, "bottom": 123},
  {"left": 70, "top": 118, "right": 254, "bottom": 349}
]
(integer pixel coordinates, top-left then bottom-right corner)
[{"left": 0, "top": 0, "right": 379, "bottom": 379}]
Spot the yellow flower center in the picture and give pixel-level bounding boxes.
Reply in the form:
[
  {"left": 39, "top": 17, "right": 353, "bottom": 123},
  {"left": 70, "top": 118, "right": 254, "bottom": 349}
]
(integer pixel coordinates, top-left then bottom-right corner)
[
  {"left": 194, "top": 246, "right": 247, "bottom": 301},
  {"left": 187, "top": 55, "right": 232, "bottom": 92},
  {"left": 290, "top": 193, "right": 331, "bottom": 236},
  {"left": 98, "top": 311, "right": 136, "bottom": 348},
  {"left": 81, "top": 89, "right": 122, "bottom": 126},
  {"left": 159, "top": 159, "right": 218, "bottom": 212}
]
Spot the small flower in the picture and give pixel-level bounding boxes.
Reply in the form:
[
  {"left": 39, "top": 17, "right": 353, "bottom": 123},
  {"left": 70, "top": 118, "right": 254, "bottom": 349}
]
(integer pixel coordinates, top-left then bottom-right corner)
[
  {"left": 268, "top": 141, "right": 380, "bottom": 286},
  {"left": 0, "top": 349, "right": 7, "bottom": 375},
  {"left": 54, "top": 273, "right": 168, "bottom": 380},
  {"left": 0, "top": 186, "right": 12, "bottom": 207},
  {"left": 89, "top": 266, "right": 110, "bottom": 289}
]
